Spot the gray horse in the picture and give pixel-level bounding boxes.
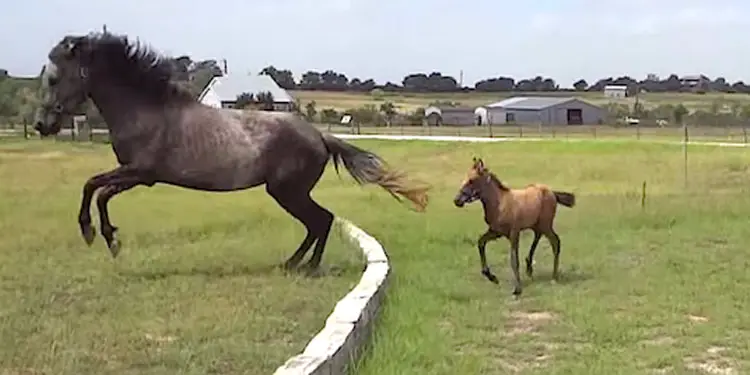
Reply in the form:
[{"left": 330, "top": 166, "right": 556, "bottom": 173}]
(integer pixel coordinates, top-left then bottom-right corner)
[{"left": 34, "top": 31, "right": 429, "bottom": 273}]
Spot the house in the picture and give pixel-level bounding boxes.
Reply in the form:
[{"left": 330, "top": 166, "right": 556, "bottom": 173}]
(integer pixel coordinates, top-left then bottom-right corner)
[
  {"left": 483, "top": 96, "right": 604, "bottom": 126},
  {"left": 424, "top": 106, "right": 484, "bottom": 126},
  {"left": 197, "top": 73, "right": 295, "bottom": 111},
  {"left": 604, "top": 85, "right": 628, "bottom": 98}
]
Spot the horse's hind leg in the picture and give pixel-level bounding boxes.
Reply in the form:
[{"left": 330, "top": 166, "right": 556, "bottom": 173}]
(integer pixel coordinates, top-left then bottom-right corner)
[
  {"left": 508, "top": 229, "right": 523, "bottom": 297},
  {"left": 544, "top": 229, "right": 562, "bottom": 281},
  {"left": 266, "top": 187, "right": 318, "bottom": 270},
  {"left": 301, "top": 198, "right": 334, "bottom": 271},
  {"left": 525, "top": 230, "right": 542, "bottom": 278}
]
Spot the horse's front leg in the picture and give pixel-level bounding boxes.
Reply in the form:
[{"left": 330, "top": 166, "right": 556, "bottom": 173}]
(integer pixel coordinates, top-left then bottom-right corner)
[
  {"left": 96, "top": 181, "right": 141, "bottom": 258},
  {"left": 477, "top": 229, "right": 501, "bottom": 283},
  {"left": 78, "top": 166, "right": 140, "bottom": 246}
]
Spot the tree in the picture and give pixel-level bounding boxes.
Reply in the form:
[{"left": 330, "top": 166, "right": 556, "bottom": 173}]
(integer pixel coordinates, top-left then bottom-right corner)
[
  {"left": 235, "top": 92, "right": 255, "bottom": 109},
  {"left": 255, "top": 91, "right": 275, "bottom": 111},
  {"left": 304, "top": 100, "right": 317, "bottom": 121},
  {"left": 320, "top": 108, "right": 340, "bottom": 124},
  {"left": 573, "top": 79, "right": 588, "bottom": 91},
  {"left": 673, "top": 104, "right": 689, "bottom": 125},
  {"left": 379, "top": 101, "right": 396, "bottom": 126}
]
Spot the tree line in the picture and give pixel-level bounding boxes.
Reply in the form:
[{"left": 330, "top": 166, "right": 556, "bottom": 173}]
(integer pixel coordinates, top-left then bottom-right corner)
[{"left": 258, "top": 66, "right": 750, "bottom": 94}]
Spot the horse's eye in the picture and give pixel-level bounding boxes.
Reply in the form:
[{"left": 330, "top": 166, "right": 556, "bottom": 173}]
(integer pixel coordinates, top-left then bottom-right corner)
[
  {"left": 47, "top": 77, "right": 58, "bottom": 86},
  {"left": 55, "top": 104, "right": 64, "bottom": 112}
]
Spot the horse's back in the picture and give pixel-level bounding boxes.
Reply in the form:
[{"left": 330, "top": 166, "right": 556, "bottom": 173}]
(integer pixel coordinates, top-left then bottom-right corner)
[{"left": 509, "top": 184, "right": 557, "bottom": 228}]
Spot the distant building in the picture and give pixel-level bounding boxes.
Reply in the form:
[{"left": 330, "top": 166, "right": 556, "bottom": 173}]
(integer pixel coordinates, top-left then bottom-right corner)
[
  {"left": 424, "top": 106, "right": 484, "bottom": 126},
  {"left": 197, "top": 73, "right": 295, "bottom": 111},
  {"left": 680, "top": 75, "right": 710, "bottom": 92},
  {"left": 482, "top": 96, "right": 604, "bottom": 126},
  {"left": 604, "top": 85, "right": 628, "bottom": 98}
]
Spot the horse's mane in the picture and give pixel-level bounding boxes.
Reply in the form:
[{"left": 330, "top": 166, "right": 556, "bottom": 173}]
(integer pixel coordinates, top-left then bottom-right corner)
[
  {"left": 485, "top": 171, "right": 510, "bottom": 191},
  {"left": 82, "top": 32, "right": 195, "bottom": 104}
]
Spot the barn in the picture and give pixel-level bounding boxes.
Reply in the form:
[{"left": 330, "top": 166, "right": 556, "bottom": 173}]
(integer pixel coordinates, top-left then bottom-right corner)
[
  {"left": 482, "top": 96, "right": 604, "bottom": 126},
  {"left": 424, "top": 106, "right": 484, "bottom": 126},
  {"left": 197, "top": 73, "right": 295, "bottom": 111}
]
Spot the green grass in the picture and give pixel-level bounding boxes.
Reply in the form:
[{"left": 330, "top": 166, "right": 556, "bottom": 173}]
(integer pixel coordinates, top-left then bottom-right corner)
[
  {"left": 341, "top": 139, "right": 750, "bottom": 375},
  {"left": 0, "top": 140, "right": 371, "bottom": 375},
  {"left": 4, "top": 137, "right": 750, "bottom": 375}
]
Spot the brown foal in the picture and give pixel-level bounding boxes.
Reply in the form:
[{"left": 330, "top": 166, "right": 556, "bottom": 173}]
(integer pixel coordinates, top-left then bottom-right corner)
[{"left": 453, "top": 157, "right": 575, "bottom": 297}]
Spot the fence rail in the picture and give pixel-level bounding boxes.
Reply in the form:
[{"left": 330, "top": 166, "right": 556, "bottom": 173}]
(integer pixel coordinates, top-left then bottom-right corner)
[{"left": 3, "top": 123, "right": 750, "bottom": 145}]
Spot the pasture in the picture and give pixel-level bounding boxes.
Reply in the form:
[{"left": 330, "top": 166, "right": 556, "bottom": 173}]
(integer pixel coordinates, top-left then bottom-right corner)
[
  {"left": 291, "top": 89, "right": 750, "bottom": 113},
  {"left": 2, "top": 137, "right": 750, "bottom": 374}
]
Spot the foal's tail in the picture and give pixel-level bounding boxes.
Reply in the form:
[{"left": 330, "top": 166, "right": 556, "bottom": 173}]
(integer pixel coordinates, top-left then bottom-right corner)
[
  {"left": 321, "top": 134, "right": 430, "bottom": 212},
  {"left": 553, "top": 191, "right": 576, "bottom": 208}
]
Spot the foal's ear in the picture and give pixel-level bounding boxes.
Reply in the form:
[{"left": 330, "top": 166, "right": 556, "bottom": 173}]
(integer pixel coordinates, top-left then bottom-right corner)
[{"left": 473, "top": 157, "right": 485, "bottom": 172}]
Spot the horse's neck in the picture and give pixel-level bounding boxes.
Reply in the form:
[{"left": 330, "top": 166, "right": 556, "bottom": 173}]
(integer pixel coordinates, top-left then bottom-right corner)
[
  {"left": 88, "top": 83, "right": 133, "bottom": 133},
  {"left": 479, "top": 183, "right": 509, "bottom": 219}
]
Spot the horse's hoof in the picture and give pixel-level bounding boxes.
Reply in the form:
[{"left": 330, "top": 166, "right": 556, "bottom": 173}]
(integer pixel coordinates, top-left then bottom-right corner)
[
  {"left": 512, "top": 289, "right": 522, "bottom": 298},
  {"left": 281, "top": 260, "right": 301, "bottom": 271},
  {"left": 81, "top": 224, "right": 96, "bottom": 246},
  {"left": 108, "top": 238, "right": 120, "bottom": 258},
  {"left": 303, "top": 265, "right": 324, "bottom": 278}
]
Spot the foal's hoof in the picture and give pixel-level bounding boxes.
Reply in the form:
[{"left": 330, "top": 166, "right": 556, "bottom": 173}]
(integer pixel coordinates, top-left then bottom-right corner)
[
  {"left": 80, "top": 224, "right": 96, "bottom": 246},
  {"left": 106, "top": 237, "right": 121, "bottom": 258},
  {"left": 481, "top": 269, "right": 499, "bottom": 284},
  {"left": 512, "top": 288, "right": 522, "bottom": 299}
]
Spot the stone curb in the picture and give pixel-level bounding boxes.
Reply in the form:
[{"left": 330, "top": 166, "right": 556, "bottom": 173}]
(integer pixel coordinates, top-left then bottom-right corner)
[{"left": 272, "top": 218, "right": 390, "bottom": 375}]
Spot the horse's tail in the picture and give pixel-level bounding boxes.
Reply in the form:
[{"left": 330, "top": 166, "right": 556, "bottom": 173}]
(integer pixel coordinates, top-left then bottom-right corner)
[
  {"left": 321, "top": 133, "right": 430, "bottom": 212},
  {"left": 553, "top": 191, "right": 576, "bottom": 208}
]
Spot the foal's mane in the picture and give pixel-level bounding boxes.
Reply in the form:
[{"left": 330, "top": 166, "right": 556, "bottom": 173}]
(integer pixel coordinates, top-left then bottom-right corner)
[
  {"left": 81, "top": 32, "right": 195, "bottom": 104},
  {"left": 484, "top": 171, "right": 510, "bottom": 191}
]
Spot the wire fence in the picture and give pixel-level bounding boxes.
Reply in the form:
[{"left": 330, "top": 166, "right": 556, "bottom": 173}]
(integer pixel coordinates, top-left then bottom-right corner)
[
  {"left": 3, "top": 121, "right": 750, "bottom": 145},
  {"left": 313, "top": 123, "right": 750, "bottom": 144}
]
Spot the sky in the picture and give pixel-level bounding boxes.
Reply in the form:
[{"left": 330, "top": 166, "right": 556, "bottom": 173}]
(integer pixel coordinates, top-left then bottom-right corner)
[{"left": 1, "top": 0, "right": 749, "bottom": 88}]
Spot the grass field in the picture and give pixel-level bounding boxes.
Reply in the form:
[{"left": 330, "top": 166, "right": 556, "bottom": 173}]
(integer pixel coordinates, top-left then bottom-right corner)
[
  {"left": 3, "top": 136, "right": 750, "bottom": 374},
  {"left": 0, "top": 140, "right": 373, "bottom": 375},
  {"left": 291, "top": 90, "right": 750, "bottom": 113}
]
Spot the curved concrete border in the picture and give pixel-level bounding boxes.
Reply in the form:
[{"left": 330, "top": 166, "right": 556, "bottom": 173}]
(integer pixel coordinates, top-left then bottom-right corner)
[{"left": 273, "top": 217, "right": 390, "bottom": 375}]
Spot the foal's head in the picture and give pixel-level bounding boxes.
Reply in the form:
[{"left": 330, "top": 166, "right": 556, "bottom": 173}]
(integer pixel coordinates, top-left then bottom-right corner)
[{"left": 454, "top": 157, "right": 497, "bottom": 207}]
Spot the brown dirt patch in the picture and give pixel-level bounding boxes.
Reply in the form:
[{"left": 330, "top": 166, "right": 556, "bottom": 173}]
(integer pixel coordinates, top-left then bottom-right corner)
[{"left": 684, "top": 346, "right": 737, "bottom": 375}]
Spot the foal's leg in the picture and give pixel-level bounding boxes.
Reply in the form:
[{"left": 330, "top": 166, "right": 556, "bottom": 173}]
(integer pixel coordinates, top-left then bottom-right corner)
[
  {"left": 78, "top": 167, "right": 143, "bottom": 246},
  {"left": 525, "top": 230, "right": 542, "bottom": 278},
  {"left": 477, "top": 229, "right": 502, "bottom": 283},
  {"left": 95, "top": 181, "right": 141, "bottom": 258},
  {"left": 545, "top": 229, "right": 562, "bottom": 282},
  {"left": 508, "top": 229, "right": 523, "bottom": 297}
]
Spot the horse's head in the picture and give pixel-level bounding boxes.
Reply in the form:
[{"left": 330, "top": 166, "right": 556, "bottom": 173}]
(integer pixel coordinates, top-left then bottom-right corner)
[
  {"left": 454, "top": 157, "right": 490, "bottom": 207},
  {"left": 34, "top": 35, "right": 92, "bottom": 136}
]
